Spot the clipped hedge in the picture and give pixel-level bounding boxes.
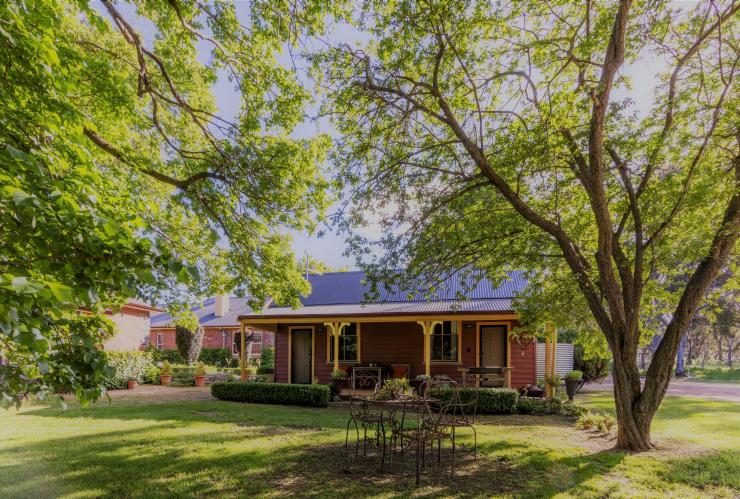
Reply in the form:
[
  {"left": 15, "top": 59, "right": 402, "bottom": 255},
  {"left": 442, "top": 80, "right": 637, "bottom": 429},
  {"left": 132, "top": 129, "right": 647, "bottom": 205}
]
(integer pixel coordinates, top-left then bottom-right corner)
[
  {"left": 516, "top": 397, "right": 564, "bottom": 415},
  {"left": 103, "top": 351, "right": 154, "bottom": 389},
  {"left": 430, "top": 387, "right": 519, "bottom": 414},
  {"left": 211, "top": 382, "right": 331, "bottom": 407}
]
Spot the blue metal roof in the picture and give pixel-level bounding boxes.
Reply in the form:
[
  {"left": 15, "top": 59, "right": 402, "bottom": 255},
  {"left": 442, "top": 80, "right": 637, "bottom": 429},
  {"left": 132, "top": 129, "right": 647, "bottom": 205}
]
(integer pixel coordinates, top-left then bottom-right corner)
[
  {"left": 151, "top": 296, "right": 255, "bottom": 328},
  {"left": 280, "top": 270, "right": 527, "bottom": 307}
]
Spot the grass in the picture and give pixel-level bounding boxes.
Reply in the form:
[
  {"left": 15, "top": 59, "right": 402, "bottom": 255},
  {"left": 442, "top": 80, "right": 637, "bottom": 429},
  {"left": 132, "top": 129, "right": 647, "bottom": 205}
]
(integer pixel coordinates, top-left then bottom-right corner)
[
  {"left": 0, "top": 389, "right": 738, "bottom": 498},
  {"left": 683, "top": 365, "right": 740, "bottom": 383}
]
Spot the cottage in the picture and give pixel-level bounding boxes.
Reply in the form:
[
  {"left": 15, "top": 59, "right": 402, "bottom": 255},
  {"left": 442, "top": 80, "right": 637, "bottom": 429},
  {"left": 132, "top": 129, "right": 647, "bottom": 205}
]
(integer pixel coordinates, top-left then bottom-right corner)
[{"left": 238, "top": 271, "right": 542, "bottom": 389}]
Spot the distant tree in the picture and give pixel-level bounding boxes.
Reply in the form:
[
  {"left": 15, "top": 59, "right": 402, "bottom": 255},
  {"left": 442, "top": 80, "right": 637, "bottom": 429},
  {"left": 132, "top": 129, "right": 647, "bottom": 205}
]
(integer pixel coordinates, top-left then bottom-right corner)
[
  {"left": 174, "top": 311, "right": 203, "bottom": 365},
  {"left": 297, "top": 255, "right": 350, "bottom": 275}
]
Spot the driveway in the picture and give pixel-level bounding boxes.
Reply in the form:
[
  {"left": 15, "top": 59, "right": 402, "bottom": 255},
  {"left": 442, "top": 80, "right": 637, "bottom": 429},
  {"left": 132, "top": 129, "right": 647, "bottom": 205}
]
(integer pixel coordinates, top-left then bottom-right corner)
[{"left": 583, "top": 378, "right": 740, "bottom": 403}]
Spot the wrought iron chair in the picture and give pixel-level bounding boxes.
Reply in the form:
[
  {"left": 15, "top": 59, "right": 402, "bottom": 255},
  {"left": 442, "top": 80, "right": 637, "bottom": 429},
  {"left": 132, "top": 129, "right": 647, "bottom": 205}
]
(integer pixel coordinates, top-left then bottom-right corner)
[
  {"left": 344, "top": 383, "right": 385, "bottom": 459},
  {"left": 392, "top": 379, "right": 456, "bottom": 484},
  {"left": 443, "top": 379, "right": 480, "bottom": 468}
]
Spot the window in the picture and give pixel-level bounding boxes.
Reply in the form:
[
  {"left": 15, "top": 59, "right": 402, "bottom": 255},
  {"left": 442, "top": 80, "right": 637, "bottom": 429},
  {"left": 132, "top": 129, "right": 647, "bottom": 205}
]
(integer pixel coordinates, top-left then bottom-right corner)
[
  {"left": 221, "top": 330, "right": 228, "bottom": 349},
  {"left": 328, "top": 323, "right": 359, "bottom": 362},
  {"left": 156, "top": 333, "right": 163, "bottom": 349},
  {"left": 252, "top": 332, "right": 263, "bottom": 354},
  {"left": 431, "top": 321, "right": 458, "bottom": 361},
  {"left": 232, "top": 331, "right": 261, "bottom": 356},
  {"left": 232, "top": 332, "right": 240, "bottom": 355}
]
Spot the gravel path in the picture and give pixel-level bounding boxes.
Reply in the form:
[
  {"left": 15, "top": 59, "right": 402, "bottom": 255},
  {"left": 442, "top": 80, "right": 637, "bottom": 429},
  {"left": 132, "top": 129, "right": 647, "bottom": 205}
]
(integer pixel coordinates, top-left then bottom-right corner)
[{"left": 582, "top": 378, "right": 740, "bottom": 403}]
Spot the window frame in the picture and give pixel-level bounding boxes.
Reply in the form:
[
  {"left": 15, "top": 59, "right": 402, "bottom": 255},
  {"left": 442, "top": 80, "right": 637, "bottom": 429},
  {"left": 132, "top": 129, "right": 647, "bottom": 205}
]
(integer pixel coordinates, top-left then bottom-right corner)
[
  {"left": 326, "top": 322, "right": 360, "bottom": 364},
  {"left": 430, "top": 320, "right": 461, "bottom": 363},
  {"left": 156, "top": 332, "right": 163, "bottom": 350}
]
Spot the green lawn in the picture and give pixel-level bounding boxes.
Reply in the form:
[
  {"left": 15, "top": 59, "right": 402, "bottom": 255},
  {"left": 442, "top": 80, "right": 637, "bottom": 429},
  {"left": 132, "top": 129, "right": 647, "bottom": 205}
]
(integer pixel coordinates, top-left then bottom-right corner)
[
  {"left": 684, "top": 366, "right": 740, "bottom": 384},
  {"left": 0, "top": 391, "right": 738, "bottom": 498}
]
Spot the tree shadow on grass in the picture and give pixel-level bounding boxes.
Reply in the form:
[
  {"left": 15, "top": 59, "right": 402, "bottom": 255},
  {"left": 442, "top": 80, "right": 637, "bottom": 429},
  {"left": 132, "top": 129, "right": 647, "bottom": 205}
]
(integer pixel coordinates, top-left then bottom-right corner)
[
  {"left": 20, "top": 399, "right": 351, "bottom": 430},
  {"left": 3, "top": 407, "right": 630, "bottom": 498}
]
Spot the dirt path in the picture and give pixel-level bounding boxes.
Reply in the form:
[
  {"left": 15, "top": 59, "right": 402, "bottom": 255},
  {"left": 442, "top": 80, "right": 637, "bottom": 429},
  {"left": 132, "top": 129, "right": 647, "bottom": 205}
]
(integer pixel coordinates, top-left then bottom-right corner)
[
  {"left": 104, "top": 385, "right": 215, "bottom": 402},
  {"left": 583, "top": 378, "right": 740, "bottom": 403}
]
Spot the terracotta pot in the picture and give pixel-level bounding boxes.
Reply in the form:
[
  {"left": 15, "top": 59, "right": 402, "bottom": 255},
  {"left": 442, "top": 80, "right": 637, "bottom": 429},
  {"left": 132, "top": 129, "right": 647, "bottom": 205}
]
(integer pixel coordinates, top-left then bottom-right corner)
[
  {"left": 194, "top": 375, "right": 206, "bottom": 388},
  {"left": 160, "top": 374, "right": 173, "bottom": 386},
  {"left": 126, "top": 380, "right": 138, "bottom": 390}
]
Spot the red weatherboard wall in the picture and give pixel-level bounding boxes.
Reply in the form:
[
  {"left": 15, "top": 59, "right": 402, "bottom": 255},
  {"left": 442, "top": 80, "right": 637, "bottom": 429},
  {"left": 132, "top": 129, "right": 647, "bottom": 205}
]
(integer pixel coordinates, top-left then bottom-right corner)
[
  {"left": 273, "top": 318, "right": 538, "bottom": 387},
  {"left": 274, "top": 325, "right": 290, "bottom": 383},
  {"left": 510, "top": 339, "right": 537, "bottom": 388}
]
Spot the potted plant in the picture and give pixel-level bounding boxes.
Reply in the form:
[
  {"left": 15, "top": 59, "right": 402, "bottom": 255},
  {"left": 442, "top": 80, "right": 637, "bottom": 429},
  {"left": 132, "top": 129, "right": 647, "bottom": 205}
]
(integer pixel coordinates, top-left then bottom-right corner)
[
  {"left": 379, "top": 377, "right": 412, "bottom": 400},
  {"left": 126, "top": 377, "right": 139, "bottom": 390},
  {"left": 193, "top": 362, "right": 207, "bottom": 387},
  {"left": 564, "top": 370, "right": 583, "bottom": 401},
  {"left": 330, "top": 368, "right": 347, "bottom": 398},
  {"left": 159, "top": 360, "right": 173, "bottom": 386}
]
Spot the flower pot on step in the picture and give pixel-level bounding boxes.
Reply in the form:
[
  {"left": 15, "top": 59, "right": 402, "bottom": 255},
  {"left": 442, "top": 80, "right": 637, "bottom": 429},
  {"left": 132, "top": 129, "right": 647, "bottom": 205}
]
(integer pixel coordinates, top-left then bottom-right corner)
[
  {"left": 160, "top": 374, "right": 173, "bottom": 386},
  {"left": 194, "top": 375, "right": 206, "bottom": 388},
  {"left": 126, "top": 379, "right": 138, "bottom": 390}
]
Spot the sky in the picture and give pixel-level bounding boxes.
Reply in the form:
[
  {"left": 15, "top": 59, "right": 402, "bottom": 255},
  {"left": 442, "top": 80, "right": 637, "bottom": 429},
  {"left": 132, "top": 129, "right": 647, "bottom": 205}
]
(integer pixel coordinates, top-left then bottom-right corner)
[{"left": 95, "top": 1, "right": 672, "bottom": 272}]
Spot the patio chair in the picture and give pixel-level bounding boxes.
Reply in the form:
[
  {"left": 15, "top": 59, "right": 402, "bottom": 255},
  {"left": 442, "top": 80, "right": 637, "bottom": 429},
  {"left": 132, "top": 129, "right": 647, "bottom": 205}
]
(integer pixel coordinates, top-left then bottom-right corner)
[
  {"left": 344, "top": 383, "right": 385, "bottom": 459},
  {"left": 393, "top": 379, "right": 456, "bottom": 484}
]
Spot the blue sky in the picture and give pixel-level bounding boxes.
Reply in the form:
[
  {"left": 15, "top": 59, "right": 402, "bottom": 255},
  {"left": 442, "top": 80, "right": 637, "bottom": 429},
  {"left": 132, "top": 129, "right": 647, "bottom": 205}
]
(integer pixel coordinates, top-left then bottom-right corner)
[{"left": 95, "top": 2, "right": 668, "bottom": 271}]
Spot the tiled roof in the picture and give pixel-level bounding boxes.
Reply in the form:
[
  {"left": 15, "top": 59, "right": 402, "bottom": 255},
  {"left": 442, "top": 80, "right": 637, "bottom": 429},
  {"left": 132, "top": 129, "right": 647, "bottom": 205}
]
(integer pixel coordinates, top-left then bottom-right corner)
[
  {"left": 151, "top": 296, "right": 255, "bottom": 328},
  {"left": 240, "top": 271, "right": 527, "bottom": 319}
]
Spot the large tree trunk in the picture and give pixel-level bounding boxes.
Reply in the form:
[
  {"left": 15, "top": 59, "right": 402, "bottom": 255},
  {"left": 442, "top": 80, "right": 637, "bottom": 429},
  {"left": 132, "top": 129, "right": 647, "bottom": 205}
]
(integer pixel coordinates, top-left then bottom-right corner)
[{"left": 611, "top": 351, "right": 655, "bottom": 451}]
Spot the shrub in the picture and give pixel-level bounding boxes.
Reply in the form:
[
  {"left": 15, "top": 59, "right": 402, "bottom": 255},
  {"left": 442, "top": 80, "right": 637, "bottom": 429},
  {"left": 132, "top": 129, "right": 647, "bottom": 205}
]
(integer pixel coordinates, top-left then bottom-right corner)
[
  {"left": 199, "top": 348, "right": 232, "bottom": 367},
  {"left": 575, "top": 411, "right": 616, "bottom": 434},
  {"left": 565, "top": 370, "right": 583, "bottom": 380},
  {"left": 516, "top": 397, "right": 563, "bottom": 415},
  {"left": 146, "top": 346, "right": 184, "bottom": 364},
  {"left": 195, "top": 362, "right": 207, "bottom": 377},
  {"left": 160, "top": 360, "right": 173, "bottom": 376},
  {"left": 331, "top": 368, "right": 347, "bottom": 380},
  {"left": 256, "top": 366, "right": 274, "bottom": 375},
  {"left": 102, "top": 351, "right": 153, "bottom": 390},
  {"left": 260, "top": 347, "right": 274, "bottom": 369},
  {"left": 211, "top": 382, "right": 330, "bottom": 407},
  {"left": 175, "top": 325, "right": 204, "bottom": 365},
  {"left": 144, "top": 364, "right": 161, "bottom": 384},
  {"left": 430, "top": 387, "right": 518, "bottom": 414},
  {"left": 169, "top": 364, "right": 217, "bottom": 386}
]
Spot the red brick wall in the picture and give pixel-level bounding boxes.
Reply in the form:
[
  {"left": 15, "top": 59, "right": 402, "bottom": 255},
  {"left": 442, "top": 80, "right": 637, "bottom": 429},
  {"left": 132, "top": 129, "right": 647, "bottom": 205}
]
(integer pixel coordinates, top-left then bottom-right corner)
[{"left": 149, "top": 327, "right": 274, "bottom": 358}]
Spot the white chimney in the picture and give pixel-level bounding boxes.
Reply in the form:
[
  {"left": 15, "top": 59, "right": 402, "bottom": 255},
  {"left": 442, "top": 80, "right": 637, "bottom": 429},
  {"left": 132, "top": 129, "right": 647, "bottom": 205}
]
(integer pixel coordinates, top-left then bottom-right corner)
[{"left": 214, "top": 294, "right": 230, "bottom": 317}]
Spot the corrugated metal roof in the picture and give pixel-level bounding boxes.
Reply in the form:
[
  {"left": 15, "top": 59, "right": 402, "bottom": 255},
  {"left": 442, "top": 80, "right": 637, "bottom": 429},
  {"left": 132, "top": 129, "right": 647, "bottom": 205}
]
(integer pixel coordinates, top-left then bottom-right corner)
[
  {"left": 151, "top": 296, "right": 255, "bottom": 328},
  {"left": 252, "top": 298, "right": 514, "bottom": 318},
  {"left": 289, "top": 270, "right": 526, "bottom": 306}
]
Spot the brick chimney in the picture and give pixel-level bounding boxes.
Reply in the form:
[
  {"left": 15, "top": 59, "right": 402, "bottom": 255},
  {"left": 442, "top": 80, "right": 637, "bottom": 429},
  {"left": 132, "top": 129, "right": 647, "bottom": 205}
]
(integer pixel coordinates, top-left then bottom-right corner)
[{"left": 214, "top": 294, "right": 230, "bottom": 317}]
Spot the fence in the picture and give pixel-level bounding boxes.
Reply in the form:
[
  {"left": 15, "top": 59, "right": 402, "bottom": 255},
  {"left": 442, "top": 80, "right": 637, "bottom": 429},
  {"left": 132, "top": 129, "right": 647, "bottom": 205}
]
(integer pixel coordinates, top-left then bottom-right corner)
[{"left": 536, "top": 343, "right": 574, "bottom": 378}]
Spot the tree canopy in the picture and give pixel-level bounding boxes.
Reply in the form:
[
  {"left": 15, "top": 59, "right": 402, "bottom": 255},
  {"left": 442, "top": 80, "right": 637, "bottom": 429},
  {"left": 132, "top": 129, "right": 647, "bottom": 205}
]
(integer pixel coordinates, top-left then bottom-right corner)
[
  {"left": 318, "top": 0, "right": 738, "bottom": 449},
  {"left": 0, "top": 0, "right": 335, "bottom": 406}
]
